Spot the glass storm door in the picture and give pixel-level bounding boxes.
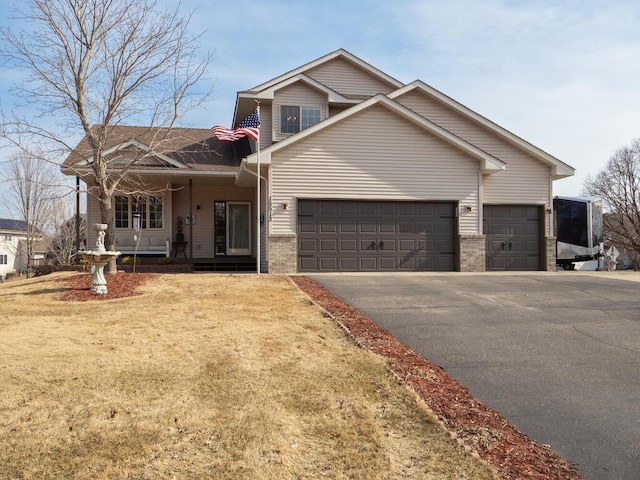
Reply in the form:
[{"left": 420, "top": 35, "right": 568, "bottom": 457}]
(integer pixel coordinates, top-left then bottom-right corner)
[{"left": 227, "top": 202, "right": 251, "bottom": 255}]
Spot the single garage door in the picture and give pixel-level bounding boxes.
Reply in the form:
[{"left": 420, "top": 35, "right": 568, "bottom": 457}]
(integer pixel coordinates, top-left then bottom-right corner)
[
  {"left": 483, "top": 205, "right": 542, "bottom": 271},
  {"left": 298, "top": 200, "right": 456, "bottom": 272}
]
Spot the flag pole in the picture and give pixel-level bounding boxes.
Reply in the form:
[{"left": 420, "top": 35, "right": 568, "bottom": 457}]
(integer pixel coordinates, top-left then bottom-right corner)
[{"left": 256, "top": 102, "right": 261, "bottom": 276}]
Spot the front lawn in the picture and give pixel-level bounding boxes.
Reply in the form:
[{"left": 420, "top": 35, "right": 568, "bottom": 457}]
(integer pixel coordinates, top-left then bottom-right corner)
[{"left": 0, "top": 273, "right": 496, "bottom": 479}]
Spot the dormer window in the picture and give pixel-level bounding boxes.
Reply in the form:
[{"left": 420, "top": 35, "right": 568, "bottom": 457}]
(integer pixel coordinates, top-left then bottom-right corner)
[{"left": 280, "top": 105, "right": 321, "bottom": 134}]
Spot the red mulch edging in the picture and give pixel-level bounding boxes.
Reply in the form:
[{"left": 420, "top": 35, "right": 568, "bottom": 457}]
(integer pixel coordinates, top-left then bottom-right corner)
[
  {"left": 290, "top": 275, "right": 583, "bottom": 480},
  {"left": 57, "top": 273, "right": 158, "bottom": 301}
]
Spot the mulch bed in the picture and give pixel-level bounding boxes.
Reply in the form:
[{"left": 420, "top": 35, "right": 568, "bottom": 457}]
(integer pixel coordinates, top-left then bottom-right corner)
[
  {"left": 290, "top": 275, "right": 583, "bottom": 480},
  {"left": 57, "top": 273, "right": 158, "bottom": 301}
]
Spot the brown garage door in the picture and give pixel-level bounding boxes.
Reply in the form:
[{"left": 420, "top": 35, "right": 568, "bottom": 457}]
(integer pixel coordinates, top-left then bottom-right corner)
[
  {"left": 298, "top": 200, "right": 456, "bottom": 272},
  {"left": 483, "top": 205, "right": 542, "bottom": 271}
]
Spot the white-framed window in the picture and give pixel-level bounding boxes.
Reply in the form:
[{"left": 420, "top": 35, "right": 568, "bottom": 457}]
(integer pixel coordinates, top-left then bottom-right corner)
[
  {"left": 3, "top": 234, "right": 11, "bottom": 241},
  {"left": 280, "top": 105, "right": 321, "bottom": 134},
  {"left": 0, "top": 254, "right": 7, "bottom": 264},
  {"left": 114, "top": 194, "right": 164, "bottom": 229}
]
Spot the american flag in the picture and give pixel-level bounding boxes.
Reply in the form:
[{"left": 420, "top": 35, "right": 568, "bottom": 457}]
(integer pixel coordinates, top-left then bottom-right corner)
[{"left": 212, "top": 110, "right": 260, "bottom": 142}]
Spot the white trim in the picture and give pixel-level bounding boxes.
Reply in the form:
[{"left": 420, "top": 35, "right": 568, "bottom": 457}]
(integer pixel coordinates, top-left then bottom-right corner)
[
  {"left": 113, "top": 193, "right": 166, "bottom": 231},
  {"left": 240, "top": 74, "right": 358, "bottom": 104},
  {"left": 278, "top": 104, "right": 323, "bottom": 137},
  {"left": 389, "top": 81, "right": 575, "bottom": 179},
  {"left": 249, "top": 49, "right": 403, "bottom": 93}
]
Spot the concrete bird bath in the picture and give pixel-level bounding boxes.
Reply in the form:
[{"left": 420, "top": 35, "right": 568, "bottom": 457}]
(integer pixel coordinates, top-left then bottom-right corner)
[{"left": 78, "top": 223, "right": 121, "bottom": 295}]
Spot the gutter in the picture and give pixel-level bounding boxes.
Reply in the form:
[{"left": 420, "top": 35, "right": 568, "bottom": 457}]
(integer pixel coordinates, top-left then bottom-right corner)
[
  {"left": 237, "top": 159, "right": 267, "bottom": 184},
  {"left": 61, "top": 166, "right": 239, "bottom": 177}
]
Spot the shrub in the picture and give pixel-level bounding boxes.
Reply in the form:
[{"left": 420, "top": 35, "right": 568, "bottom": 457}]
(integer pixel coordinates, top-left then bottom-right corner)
[
  {"left": 120, "top": 256, "right": 141, "bottom": 265},
  {"left": 160, "top": 256, "right": 177, "bottom": 265}
]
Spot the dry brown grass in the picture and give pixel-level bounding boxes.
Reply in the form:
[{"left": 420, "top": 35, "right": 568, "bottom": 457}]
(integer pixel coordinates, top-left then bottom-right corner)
[{"left": 0, "top": 272, "right": 498, "bottom": 479}]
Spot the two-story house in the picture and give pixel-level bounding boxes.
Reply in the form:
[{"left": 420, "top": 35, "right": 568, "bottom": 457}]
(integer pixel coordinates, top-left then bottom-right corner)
[
  {"left": 62, "top": 49, "right": 574, "bottom": 273},
  {"left": 0, "top": 218, "right": 46, "bottom": 277}
]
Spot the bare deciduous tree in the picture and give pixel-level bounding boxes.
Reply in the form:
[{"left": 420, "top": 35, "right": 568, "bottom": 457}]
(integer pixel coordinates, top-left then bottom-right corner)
[
  {"left": 584, "top": 138, "right": 640, "bottom": 268},
  {"left": 1, "top": 0, "right": 211, "bottom": 270},
  {"left": 46, "top": 198, "right": 87, "bottom": 266},
  {"left": 1, "top": 152, "right": 60, "bottom": 276}
]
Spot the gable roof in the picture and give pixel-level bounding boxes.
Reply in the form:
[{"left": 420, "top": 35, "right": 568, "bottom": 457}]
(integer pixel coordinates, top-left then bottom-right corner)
[
  {"left": 388, "top": 81, "right": 575, "bottom": 179},
  {"left": 233, "top": 49, "right": 404, "bottom": 126},
  {"left": 62, "top": 126, "right": 252, "bottom": 176},
  {"left": 245, "top": 94, "right": 506, "bottom": 174},
  {"left": 239, "top": 73, "right": 359, "bottom": 105},
  {"left": 0, "top": 218, "right": 30, "bottom": 232},
  {"left": 248, "top": 49, "right": 403, "bottom": 93}
]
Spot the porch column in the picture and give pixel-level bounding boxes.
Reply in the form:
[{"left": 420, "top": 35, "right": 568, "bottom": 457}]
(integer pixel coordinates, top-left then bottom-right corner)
[{"left": 189, "top": 178, "right": 193, "bottom": 258}]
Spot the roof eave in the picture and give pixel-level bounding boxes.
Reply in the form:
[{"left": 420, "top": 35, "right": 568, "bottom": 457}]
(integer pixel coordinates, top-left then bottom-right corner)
[
  {"left": 390, "top": 81, "right": 575, "bottom": 178},
  {"left": 63, "top": 165, "right": 238, "bottom": 177}
]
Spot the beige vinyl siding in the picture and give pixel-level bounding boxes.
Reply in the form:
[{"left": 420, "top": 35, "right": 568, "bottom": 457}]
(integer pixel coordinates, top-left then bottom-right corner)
[
  {"left": 259, "top": 102, "right": 273, "bottom": 149},
  {"left": 171, "top": 179, "right": 254, "bottom": 258},
  {"left": 270, "top": 105, "right": 480, "bottom": 235},
  {"left": 306, "top": 57, "right": 396, "bottom": 97},
  {"left": 273, "top": 83, "right": 328, "bottom": 142},
  {"left": 329, "top": 105, "right": 350, "bottom": 117},
  {"left": 396, "top": 90, "right": 553, "bottom": 235}
]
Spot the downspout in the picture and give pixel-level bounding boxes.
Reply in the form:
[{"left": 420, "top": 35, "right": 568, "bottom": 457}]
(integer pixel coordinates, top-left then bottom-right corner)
[{"left": 238, "top": 160, "right": 268, "bottom": 186}]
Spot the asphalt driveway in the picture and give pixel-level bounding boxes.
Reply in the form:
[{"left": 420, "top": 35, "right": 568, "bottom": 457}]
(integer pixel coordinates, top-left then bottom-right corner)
[{"left": 308, "top": 272, "right": 640, "bottom": 480}]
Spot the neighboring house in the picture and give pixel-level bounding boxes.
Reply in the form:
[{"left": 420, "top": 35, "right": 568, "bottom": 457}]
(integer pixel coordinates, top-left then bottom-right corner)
[
  {"left": 62, "top": 49, "right": 575, "bottom": 273},
  {"left": 0, "top": 218, "right": 46, "bottom": 276}
]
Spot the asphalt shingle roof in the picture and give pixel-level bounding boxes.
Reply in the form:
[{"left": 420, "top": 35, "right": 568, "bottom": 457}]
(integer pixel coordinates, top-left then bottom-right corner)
[
  {"left": 0, "top": 218, "right": 30, "bottom": 232},
  {"left": 63, "top": 126, "right": 252, "bottom": 172}
]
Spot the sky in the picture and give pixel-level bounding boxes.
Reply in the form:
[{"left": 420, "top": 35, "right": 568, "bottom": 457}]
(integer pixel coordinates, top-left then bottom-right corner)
[{"left": 1, "top": 0, "right": 639, "bottom": 218}]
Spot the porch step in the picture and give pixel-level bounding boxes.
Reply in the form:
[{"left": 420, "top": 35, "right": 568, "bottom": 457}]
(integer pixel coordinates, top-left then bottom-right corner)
[{"left": 193, "top": 262, "right": 257, "bottom": 272}]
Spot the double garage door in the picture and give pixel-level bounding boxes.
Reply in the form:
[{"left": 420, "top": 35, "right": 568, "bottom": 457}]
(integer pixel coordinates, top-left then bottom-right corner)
[{"left": 298, "top": 200, "right": 456, "bottom": 272}]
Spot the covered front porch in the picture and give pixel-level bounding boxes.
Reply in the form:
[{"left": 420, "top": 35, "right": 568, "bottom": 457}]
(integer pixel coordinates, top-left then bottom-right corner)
[{"left": 108, "top": 173, "right": 263, "bottom": 271}]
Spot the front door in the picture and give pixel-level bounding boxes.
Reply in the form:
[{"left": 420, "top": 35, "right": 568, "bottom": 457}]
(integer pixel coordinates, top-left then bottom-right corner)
[
  {"left": 227, "top": 202, "right": 251, "bottom": 255},
  {"left": 214, "top": 201, "right": 252, "bottom": 256}
]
